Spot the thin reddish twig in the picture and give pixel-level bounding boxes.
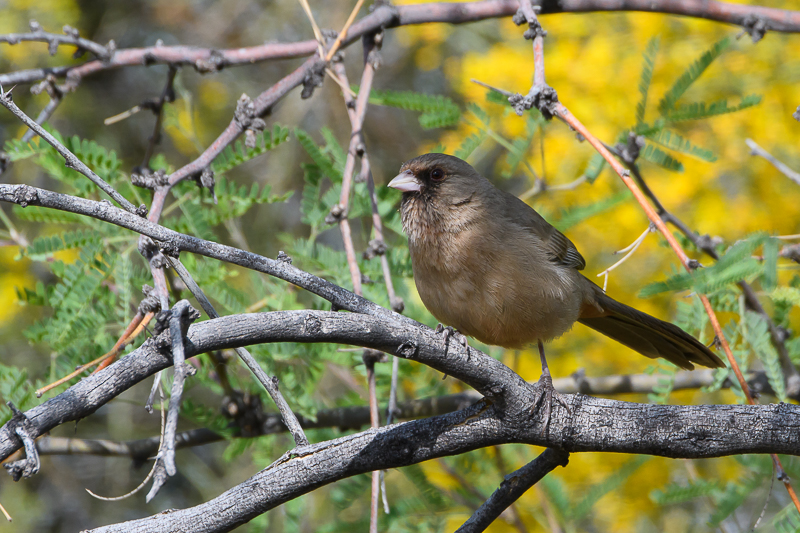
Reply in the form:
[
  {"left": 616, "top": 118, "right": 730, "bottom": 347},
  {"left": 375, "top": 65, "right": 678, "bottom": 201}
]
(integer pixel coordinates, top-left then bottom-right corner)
[{"left": 515, "top": 0, "right": 798, "bottom": 512}]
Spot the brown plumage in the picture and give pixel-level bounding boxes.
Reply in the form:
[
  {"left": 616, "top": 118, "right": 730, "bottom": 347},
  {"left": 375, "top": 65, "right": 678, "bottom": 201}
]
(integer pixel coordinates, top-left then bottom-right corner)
[{"left": 388, "top": 153, "right": 724, "bottom": 371}]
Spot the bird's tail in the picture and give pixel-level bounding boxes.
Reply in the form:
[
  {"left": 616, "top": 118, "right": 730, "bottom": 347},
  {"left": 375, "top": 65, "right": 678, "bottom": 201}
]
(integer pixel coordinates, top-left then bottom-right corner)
[{"left": 578, "top": 290, "right": 725, "bottom": 370}]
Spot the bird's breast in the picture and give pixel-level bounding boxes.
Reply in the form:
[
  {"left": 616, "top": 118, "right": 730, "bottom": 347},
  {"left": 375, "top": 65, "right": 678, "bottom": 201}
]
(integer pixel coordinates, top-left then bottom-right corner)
[{"left": 408, "top": 220, "right": 584, "bottom": 348}]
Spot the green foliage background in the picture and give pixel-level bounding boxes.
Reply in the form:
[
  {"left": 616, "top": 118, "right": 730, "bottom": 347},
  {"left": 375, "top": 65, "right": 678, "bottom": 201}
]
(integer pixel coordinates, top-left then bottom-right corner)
[{"left": 1, "top": 0, "right": 799, "bottom": 532}]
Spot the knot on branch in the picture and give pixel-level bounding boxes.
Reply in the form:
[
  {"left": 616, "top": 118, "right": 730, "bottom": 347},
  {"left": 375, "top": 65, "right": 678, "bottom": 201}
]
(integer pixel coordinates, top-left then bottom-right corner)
[
  {"left": 363, "top": 238, "right": 387, "bottom": 260},
  {"left": 304, "top": 314, "right": 323, "bottom": 335},
  {"left": 31, "top": 74, "right": 63, "bottom": 99},
  {"left": 695, "top": 233, "right": 723, "bottom": 254},
  {"left": 396, "top": 340, "right": 417, "bottom": 359},
  {"left": 234, "top": 93, "right": 267, "bottom": 148},
  {"left": 277, "top": 250, "right": 293, "bottom": 264},
  {"left": 131, "top": 168, "right": 168, "bottom": 190},
  {"left": 12, "top": 185, "right": 39, "bottom": 207},
  {"left": 325, "top": 203, "right": 346, "bottom": 224},
  {"left": 3, "top": 402, "right": 40, "bottom": 481},
  {"left": 159, "top": 240, "right": 181, "bottom": 258},
  {"left": 616, "top": 132, "right": 645, "bottom": 164},
  {"left": 194, "top": 49, "right": 226, "bottom": 73},
  {"left": 509, "top": 85, "right": 558, "bottom": 119},
  {"left": 138, "top": 235, "right": 163, "bottom": 265},
  {"left": 139, "top": 285, "right": 162, "bottom": 314},
  {"left": 301, "top": 60, "right": 327, "bottom": 100},
  {"left": 193, "top": 167, "right": 216, "bottom": 204},
  {"left": 523, "top": 19, "right": 547, "bottom": 40},
  {"left": 739, "top": 14, "right": 768, "bottom": 43},
  {"left": 136, "top": 204, "right": 149, "bottom": 217}
]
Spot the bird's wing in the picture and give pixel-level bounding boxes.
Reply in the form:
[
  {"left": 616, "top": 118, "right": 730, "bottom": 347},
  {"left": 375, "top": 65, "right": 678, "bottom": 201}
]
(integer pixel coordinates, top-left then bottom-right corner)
[{"left": 503, "top": 190, "right": 586, "bottom": 270}]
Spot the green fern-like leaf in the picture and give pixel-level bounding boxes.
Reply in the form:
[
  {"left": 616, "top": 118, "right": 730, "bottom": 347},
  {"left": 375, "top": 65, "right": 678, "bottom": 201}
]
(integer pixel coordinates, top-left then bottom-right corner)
[
  {"left": 539, "top": 475, "right": 571, "bottom": 524},
  {"left": 294, "top": 128, "right": 341, "bottom": 181},
  {"left": 650, "top": 479, "right": 719, "bottom": 506},
  {"left": 319, "top": 127, "right": 346, "bottom": 172},
  {"left": 0, "top": 365, "right": 37, "bottom": 425},
  {"left": 640, "top": 233, "right": 767, "bottom": 297},
  {"left": 581, "top": 153, "right": 606, "bottom": 184},
  {"left": 763, "top": 237, "right": 779, "bottom": 291},
  {"left": 636, "top": 36, "right": 660, "bottom": 124},
  {"left": 467, "top": 102, "right": 491, "bottom": 126},
  {"left": 646, "top": 129, "right": 716, "bottom": 162},
  {"left": 12, "top": 205, "right": 86, "bottom": 224},
  {"left": 772, "top": 287, "right": 800, "bottom": 307},
  {"left": 709, "top": 475, "right": 763, "bottom": 526},
  {"left": 3, "top": 138, "right": 40, "bottom": 161},
  {"left": 553, "top": 191, "right": 631, "bottom": 232},
  {"left": 24, "top": 229, "right": 108, "bottom": 261},
  {"left": 774, "top": 502, "right": 800, "bottom": 533},
  {"left": 454, "top": 131, "right": 487, "bottom": 161},
  {"left": 641, "top": 144, "right": 684, "bottom": 172},
  {"left": 646, "top": 363, "right": 677, "bottom": 404},
  {"left": 666, "top": 94, "right": 762, "bottom": 122},
  {"left": 364, "top": 87, "right": 461, "bottom": 129},
  {"left": 744, "top": 311, "right": 787, "bottom": 401},
  {"left": 212, "top": 123, "right": 290, "bottom": 174},
  {"left": 658, "top": 36, "right": 732, "bottom": 115}
]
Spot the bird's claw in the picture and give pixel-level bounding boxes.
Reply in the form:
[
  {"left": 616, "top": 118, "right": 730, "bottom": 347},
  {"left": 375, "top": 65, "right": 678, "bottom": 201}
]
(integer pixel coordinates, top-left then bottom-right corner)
[
  {"left": 435, "top": 324, "right": 469, "bottom": 353},
  {"left": 531, "top": 370, "right": 569, "bottom": 432}
]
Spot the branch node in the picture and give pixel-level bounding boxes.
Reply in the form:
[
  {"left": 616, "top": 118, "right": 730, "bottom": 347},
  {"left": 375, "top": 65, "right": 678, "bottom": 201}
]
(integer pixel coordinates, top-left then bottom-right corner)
[
  {"left": 2, "top": 402, "right": 40, "bottom": 481},
  {"left": 194, "top": 49, "right": 225, "bottom": 73},
  {"left": 301, "top": 60, "right": 327, "bottom": 100},
  {"left": 617, "top": 132, "right": 645, "bottom": 164},
  {"left": 277, "top": 250, "right": 293, "bottom": 264},
  {"left": 363, "top": 238, "right": 387, "bottom": 259},
  {"left": 325, "top": 203, "right": 346, "bottom": 224},
  {"left": 139, "top": 286, "right": 162, "bottom": 315},
  {"left": 738, "top": 13, "right": 768, "bottom": 43},
  {"left": 508, "top": 85, "right": 559, "bottom": 119}
]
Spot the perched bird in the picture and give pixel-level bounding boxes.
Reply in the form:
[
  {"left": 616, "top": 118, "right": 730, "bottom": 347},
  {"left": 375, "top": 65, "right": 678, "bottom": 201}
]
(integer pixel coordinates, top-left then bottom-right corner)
[{"left": 388, "top": 153, "right": 724, "bottom": 421}]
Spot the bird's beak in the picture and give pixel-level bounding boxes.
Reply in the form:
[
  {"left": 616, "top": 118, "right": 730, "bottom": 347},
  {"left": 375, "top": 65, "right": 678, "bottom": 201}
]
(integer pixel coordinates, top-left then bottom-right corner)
[{"left": 388, "top": 169, "right": 422, "bottom": 193}]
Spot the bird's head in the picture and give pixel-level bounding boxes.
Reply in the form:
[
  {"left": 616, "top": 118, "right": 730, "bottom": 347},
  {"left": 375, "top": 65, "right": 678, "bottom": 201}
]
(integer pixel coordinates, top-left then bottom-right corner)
[
  {"left": 388, "top": 153, "right": 487, "bottom": 203},
  {"left": 388, "top": 153, "right": 490, "bottom": 241}
]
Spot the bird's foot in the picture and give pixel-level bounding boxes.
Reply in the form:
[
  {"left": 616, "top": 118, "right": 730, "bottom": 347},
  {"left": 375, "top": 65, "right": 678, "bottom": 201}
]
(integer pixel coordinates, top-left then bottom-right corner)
[
  {"left": 435, "top": 324, "right": 469, "bottom": 353},
  {"left": 531, "top": 370, "right": 569, "bottom": 432}
]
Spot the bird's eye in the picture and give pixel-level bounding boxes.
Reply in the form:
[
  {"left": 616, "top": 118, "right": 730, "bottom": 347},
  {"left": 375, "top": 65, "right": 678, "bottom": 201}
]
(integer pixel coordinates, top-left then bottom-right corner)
[{"left": 430, "top": 168, "right": 445, "bottom": 181}]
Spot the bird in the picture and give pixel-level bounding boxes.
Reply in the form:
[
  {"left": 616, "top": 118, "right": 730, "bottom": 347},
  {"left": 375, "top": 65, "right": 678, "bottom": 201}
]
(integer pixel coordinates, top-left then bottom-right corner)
[{"left": 388, "top": 153, "right": 724, "bottom": 425}]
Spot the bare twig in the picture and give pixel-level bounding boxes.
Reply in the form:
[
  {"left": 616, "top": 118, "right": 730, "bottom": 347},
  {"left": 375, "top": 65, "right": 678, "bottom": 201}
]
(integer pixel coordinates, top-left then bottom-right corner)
[
  {"left": 456, "top": 448, "right": 569, "bottom": 532},
  {"left": 325, "top": 0, "right": 366, "bottom": 61},
  {"left": 141, "top": 66, "right": 178, "bottom": 168},
  {"left": 86, "top": 382, "right": 165, "bottom": 501},
  {"left": 21, "top": 76, "right": 64, "bottom": 143},
  {"left": 0, "top": 88, "right": 138, "bottom": 213},
  {"left": 596, "top": 225, "right": 653, "bottom": 292},
  {"left": 363, "top": 350, "right": 383, "bottom": 533},
  {"left": 168, "top": 257, "right": 309, "bottom": 447},
  {"left": 0, "top": 22, "right": 111, "bottom": 59},
  {"left": 746, "top": 138, "right": 800, "bottom": 186}
]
